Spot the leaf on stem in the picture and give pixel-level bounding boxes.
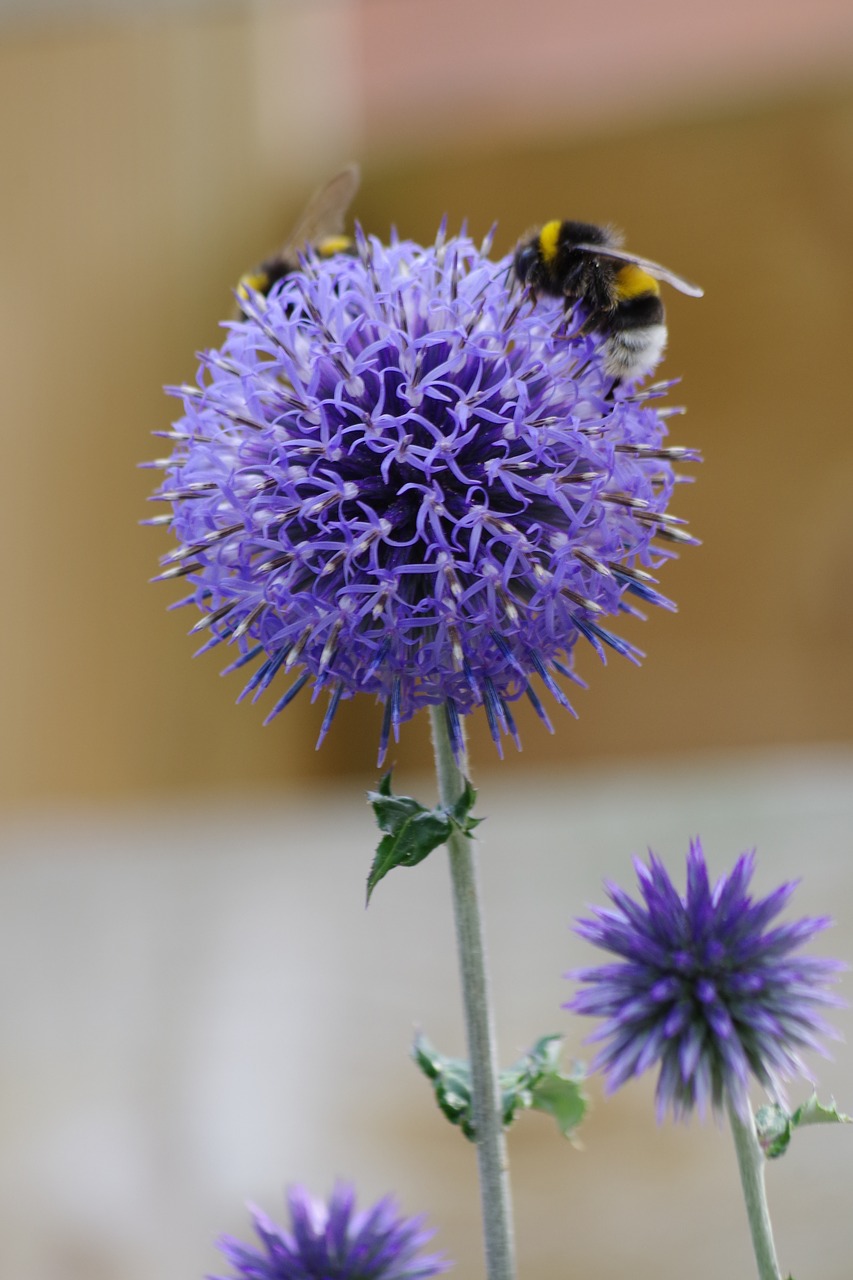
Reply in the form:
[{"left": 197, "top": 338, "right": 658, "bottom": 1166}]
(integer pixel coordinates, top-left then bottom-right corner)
[
  {"left": 412, "top": 1031, "right": 587, "bottom": 1142},
  {"left": 365, "top": 772, "right": 482, "bottom": 904},
  {"left": 755, "top": 1094, "right": 852, "bottom": 1159}
]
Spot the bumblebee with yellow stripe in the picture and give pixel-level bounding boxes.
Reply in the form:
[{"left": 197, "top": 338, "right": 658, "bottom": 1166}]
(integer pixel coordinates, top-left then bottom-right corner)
[
  {"left": 235, "top": 163, "right": 360, "bottom": 317},
  {"left": 513, "top": 219, "right": 703, "bottom": 384}
]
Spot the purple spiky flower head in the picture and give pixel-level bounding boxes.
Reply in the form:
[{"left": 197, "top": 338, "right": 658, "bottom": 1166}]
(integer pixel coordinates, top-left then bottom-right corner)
[
  {"left": 209, "top": 1183, "right": 449, "bottom": 1280},
  {"left": 148, "top": 224, "right": 698, "bottom": 762},
  {"left": 566, "top": 839, "right": 844, "bottom": 1121}
]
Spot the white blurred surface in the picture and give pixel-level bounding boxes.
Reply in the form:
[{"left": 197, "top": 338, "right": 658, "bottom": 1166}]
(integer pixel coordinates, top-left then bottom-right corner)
[{"left": 2, "top": 746, "right": 852, "bottom": 1280}]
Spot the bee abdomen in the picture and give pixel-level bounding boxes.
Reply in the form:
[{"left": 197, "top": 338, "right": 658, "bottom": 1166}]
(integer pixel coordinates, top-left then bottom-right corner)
[
  {"left": 316, "top": 234, "right": 354, "bottom": 259},
  {"left": 604, "top": 310, "right": 667, "bottom": 380},
  {"left": 610, "top": 292, "right": 665, "bottom": 332}
]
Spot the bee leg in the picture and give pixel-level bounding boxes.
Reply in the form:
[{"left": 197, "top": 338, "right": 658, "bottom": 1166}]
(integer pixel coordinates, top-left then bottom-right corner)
[
  {"left": 571, "top": 358, "right": 590, "bottom": 377},
  {"left": 553, "top": 302, "right": 574, "bottom": 340},
  {"left": 574, "top": 301, "right": 606, "bottom": 337},
  {"left": 552, "top": 298, "right": 584, "bottom": 343}
]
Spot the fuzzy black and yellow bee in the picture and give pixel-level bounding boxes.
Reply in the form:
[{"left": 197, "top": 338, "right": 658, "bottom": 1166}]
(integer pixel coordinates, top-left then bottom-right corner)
[
  {"left": 235, "top": 163, "right": 360, "bottom": 316},
  {"left": 513, "top": 219, "right": 703, "bottom": 384}
]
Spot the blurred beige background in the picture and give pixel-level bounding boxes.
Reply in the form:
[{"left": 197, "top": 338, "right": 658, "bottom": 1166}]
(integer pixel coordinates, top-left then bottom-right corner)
[{"left": 1, "top": 1, "right": 853, "bottom": 1279}]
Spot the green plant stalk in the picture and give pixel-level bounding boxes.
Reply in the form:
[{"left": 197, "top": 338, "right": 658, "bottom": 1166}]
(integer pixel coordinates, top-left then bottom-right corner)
[
  {"left": 727, "top": 1098, "right": 783, "bottom": 1280},
  {"left": 428, "top": 706, "right": 516, "bottom": 1280}
]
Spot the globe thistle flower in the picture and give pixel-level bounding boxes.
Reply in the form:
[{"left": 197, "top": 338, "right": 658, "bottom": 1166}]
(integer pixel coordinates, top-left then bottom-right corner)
[
  {"left": 210, "top": 1182, "right": 449, "bottom": 1280},
  {"left": 566, "top": 839, "right": 843, "bottom": 1121},
  {"left": 148, "top": 226, "right": 698, "bottom": 761}
]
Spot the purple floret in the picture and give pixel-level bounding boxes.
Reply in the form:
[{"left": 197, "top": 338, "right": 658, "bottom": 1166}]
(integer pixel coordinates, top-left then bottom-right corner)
[
  {"left": 566, "top": 838, "right": 844, "bottom": 1120},
  {"left": 150, "top": 227, "right": 698, "bottom": 760},
  {"left": 210, "top": 1183, "right": 450, "bottom": 1280}
]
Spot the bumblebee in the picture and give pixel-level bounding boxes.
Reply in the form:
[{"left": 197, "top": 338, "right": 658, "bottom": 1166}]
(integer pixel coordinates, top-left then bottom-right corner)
[
  {"left": 513, "top": 219, "right": 703, "bottom": 383},
  {"left": 235, "top": 163, "right": 360, "bottom": 315}
]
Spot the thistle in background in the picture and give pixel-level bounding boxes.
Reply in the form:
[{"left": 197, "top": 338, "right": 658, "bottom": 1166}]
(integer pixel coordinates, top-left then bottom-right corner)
[
  {"left": 567, "top": 839, "right": 844, "bottom": 1280},
  {"left": 148, "top": 226, "right": 698, "bottom": 763},
  {"left": 567, "top": 839, "right": 841, "bottom": 1120},
  {"left": 210, "top": 1182, "right": 449, "bottom": 1280}
]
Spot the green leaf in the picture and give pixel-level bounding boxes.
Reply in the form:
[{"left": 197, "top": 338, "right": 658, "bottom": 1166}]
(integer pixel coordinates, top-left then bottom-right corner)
[
  {"left": 756, "top": 1094, "right": 852, "bottom": 1160},
  {"left": 413, "top": 1033, "right": 476, "bottom": 1138},
  {"left": 412, "top": 1031, "right": 587, "bottom": 1142},
  {"left": 449, "top": 778, "right": 483, "bottom": 834},
  {"left": 368, "top": 771, "right": 436, "bottom": 837},
  {"left": 365, "top": 773, "right": 481, "bottom": 903},
  {"left": 790, "top": 1093, "right": 853, "bottom": 1131},
  {"left": 529, "top": 1068, "right": 588, "bottom": 1141},
  {"left": 755, "top": 1104, "right": 792, "bottom": 1159}
]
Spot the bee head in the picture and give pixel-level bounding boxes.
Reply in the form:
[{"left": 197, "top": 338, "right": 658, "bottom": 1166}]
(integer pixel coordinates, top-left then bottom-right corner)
[{"left": 513, "top": 239, "right": 541, "bottom": 287}]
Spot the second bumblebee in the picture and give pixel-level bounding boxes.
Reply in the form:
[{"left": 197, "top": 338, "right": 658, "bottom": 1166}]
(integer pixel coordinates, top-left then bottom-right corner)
[
  {"left": 513, "top": 219, "right": 703, "bottom": 384},
  {"left": 235, "top": 164, "right": 360, "bottom": 316}
]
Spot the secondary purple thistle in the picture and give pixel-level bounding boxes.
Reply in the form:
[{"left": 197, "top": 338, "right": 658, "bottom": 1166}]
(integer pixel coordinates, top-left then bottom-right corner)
[
  {"left": 566, "top": 839, "right": 843, "bottom": 1120},
  {"left": 209, "top": 1183, "right": 449, "bottom": 1280},
  {"left": 148, "top": 226, "right": 698, "bottom": 761}
]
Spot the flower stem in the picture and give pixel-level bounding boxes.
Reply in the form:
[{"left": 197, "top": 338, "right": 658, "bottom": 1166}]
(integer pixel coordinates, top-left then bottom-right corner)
[
  {"left": 727, "top": 1099, "right": 783, "bottom": 1280},
  {"left": 428, "top": 705, "right": 516, "bottom": 1280}
]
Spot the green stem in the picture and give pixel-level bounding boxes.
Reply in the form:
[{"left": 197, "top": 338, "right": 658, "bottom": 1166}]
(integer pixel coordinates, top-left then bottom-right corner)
[
  {"left": 727, "top": 1098, "right": 783, "bottom": 1280},
  {"left": 428, "top": 705, "right": 516, "bottom": 1280}
]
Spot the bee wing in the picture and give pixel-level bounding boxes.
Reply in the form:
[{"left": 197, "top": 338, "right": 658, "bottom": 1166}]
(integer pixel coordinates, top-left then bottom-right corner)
[
  {"left": 281, "top": 163, "right": 361, "bottom": 257},
  {"left": 573, "top": 243, "right": 704, "bottom": 297}
]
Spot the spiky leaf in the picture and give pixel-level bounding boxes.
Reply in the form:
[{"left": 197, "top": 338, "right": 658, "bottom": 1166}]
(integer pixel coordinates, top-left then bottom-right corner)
[
  {"left": 412, "top": 1031, "right": 587, "bottom": 1142},
  {"left": 756, "top": 1094, "right": 852, "bottom": 1159},
  {"left": 366, "top": 773, "right": 481, "bottom": 903},
  {"left": 529, "top": 1068, "right": 588, "bottom": 1141}
]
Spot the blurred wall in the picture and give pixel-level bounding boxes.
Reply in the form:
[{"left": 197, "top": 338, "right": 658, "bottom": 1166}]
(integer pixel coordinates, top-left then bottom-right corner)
[
  {"left": 1, "top": 1, "right": 852, "bottom": 811},
  {"left": 358, "top": 0, "right": 853, "bottom": 150}
]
